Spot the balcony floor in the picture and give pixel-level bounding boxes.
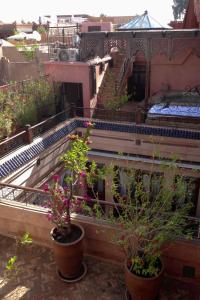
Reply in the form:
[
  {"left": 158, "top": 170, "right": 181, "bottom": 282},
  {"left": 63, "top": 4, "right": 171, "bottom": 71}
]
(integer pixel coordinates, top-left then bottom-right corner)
[{"left": 0, "top": 235, "right": 199, "bottom": 300}]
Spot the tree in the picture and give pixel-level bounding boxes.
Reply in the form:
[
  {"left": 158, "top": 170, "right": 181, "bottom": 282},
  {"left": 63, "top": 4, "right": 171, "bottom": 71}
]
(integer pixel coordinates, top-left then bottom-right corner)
[{"left": 172, "top": 0, "right": 189, "bottom": 20}]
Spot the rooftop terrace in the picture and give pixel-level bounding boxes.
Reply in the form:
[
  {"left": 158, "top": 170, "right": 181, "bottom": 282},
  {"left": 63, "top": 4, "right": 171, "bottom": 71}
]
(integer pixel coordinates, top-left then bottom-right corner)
[{"left": 0, "top": 235, "right": 200, "bottom": 300}]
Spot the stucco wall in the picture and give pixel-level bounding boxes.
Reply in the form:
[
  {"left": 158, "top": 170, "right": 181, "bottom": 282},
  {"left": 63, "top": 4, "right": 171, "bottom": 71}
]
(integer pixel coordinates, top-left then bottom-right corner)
[
  {"left": 0, "top": 201, "right": 200, "bottom": 283},
  {"left": 44, "top": 61, "right": 92, "bottom": 109},
  {"left": 150, "top": 50, "right": 200, "bottom": 96},
  {"left": 80, "top": 22, "right": 112, "bottom": 32}
]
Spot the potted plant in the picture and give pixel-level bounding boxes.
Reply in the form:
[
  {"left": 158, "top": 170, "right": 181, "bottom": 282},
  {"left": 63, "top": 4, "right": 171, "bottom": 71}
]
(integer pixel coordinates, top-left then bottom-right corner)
[
  {"left": 82, "top": 163, "right": 193, "bottom": 299},
  {"left": 44, "top": 121, "right": 94, "bottom": 282},
  {"left": 109, "top": 167, "right": 193, "bottom": 299}
]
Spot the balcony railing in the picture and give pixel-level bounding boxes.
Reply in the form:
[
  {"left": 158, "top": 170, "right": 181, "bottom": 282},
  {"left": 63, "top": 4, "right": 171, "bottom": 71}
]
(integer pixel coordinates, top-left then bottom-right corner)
[
  {"left": 0, "top": 181, "right": 200, "bottom": 240},
  {"left": 47, "top": 26, "right": 80, "bottom": 61},
  {"left": 0, "top": 108, "right": 72, "bottom": 158},
  {"left": 74, "top": 106, "right": 146, "bottom": 123}
]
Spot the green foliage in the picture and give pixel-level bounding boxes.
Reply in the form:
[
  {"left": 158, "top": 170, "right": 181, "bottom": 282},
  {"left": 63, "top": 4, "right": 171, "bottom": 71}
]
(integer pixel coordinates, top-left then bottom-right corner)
[
  {"left": 82, "top": 158, "right": 193, "bottom": 277},
  {"left": 45, "top": 122, "right": 95, "bottom": 237},
  {"left": 6, "top": 256, "right": 17, "bottom": 271},
  {"left": 16, "top": 43, "right": 39, "bottom": 61},
  {"left": 36, "top": 26, "right": 46, "bottom": 34},
  {"left": 3, "top": 232, "right": 32, "bottom": 279},
  {"left": 0, "top": 78, "right": 55, "bottom": 140},
  {"left": 20, "top": 232, "right": 32, "bottom": 245},
  {"left": 0, "top": 90, "right": 13, "bottom": 139},
  {"left": 104, "top": 94, "right": 130, "bottom": 110}
]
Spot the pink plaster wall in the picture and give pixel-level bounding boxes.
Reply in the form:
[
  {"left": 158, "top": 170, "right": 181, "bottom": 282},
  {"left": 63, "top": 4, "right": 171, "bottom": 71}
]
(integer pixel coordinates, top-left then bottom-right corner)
[
  {"left": 44, "top": 61, "right": 91, "bottom": 109},
  {"left": 80, "top": 21, "right": 112, "bottom": 32},
  {"left": 150, "top": 50, "right": 200, "bottom": 96}
]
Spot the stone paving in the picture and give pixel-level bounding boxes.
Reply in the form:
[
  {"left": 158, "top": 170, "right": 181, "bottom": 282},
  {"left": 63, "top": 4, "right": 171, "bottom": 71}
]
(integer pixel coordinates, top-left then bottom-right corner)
[{"left": 0, "top": 235, "right": 200, "bottom": 300}]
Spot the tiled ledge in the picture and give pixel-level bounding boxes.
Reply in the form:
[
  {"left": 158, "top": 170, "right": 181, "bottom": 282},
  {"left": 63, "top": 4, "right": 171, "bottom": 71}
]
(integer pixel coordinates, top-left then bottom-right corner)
[{"left": 0, "top": 118, "right": 200, "bottom": 179}]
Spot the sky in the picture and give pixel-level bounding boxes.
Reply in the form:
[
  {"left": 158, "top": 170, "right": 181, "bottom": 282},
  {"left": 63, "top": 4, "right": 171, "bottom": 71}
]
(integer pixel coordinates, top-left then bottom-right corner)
[{"left": 0, "top": 0, "right": 174, "bottom": 26}]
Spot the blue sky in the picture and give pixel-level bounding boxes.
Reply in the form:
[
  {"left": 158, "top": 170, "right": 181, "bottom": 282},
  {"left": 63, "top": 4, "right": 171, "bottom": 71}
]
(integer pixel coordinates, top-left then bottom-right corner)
[{"left": 0, "top": 0, "right": 174, "bottom": 26}]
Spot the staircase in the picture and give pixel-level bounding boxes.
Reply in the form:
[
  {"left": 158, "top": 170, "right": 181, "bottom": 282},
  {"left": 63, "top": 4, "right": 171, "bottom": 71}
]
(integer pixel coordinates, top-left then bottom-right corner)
[{"left": 97, "top": 52, "right": 131, "bottom": 109}]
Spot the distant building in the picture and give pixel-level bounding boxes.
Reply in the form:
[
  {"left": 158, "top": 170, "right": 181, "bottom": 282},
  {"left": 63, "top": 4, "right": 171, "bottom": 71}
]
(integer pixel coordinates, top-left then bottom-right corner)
[
  {"left": 57, "top": 14, "right": 89, "bottom": 25},
  {"left": 0, "top": 23, "right": 16, "bottom": 39},
  {"left": 16, "top": 24, "right": 33, "bottom": 33}
]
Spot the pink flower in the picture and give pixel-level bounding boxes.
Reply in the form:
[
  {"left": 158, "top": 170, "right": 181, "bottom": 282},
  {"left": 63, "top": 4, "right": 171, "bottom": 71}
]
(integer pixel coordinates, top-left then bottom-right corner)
[
  {"left": 52, "top": 174, "right": 60, "bottom": 182},
  {"left": 83, "top": 121, "right": 94, "bottom": 128},
  {"left": 75, "top": 207, "right": 82, "bottom": 214},
  {"left": 43, "top": 183, "right": 49, "bottom": 192},
  {"left": 47, "top": 213, "right": 53, "bottom": 221},
  {"left": 79, "top": 171, "right": 86, "bottom": 177},
  {"left": 84, "top": 193, "right": 92, "bottom": 203},
  {"left": 63, "top": 198, "right": 69, "bottom": 207},
  {"left": 86, "top": 139, "right": 92, "bottom": 145}
]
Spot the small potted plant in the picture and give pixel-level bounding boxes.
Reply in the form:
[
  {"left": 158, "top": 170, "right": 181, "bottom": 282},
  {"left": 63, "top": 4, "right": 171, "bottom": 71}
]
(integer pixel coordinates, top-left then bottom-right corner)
[{"left": 44, "top": 121, "right": 94, "bottom": 282}]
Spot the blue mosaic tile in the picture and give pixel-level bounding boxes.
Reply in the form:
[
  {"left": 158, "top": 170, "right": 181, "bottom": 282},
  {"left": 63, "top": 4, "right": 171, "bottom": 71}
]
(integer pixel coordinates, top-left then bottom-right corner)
[{"left": 1, "top": 118, "right": 200, "bottom": 179}]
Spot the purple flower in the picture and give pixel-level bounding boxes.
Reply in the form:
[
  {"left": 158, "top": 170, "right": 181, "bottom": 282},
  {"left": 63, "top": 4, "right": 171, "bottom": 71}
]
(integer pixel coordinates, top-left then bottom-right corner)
[{"left": 63, "top": 185, "right": 69, "bottom": 191}]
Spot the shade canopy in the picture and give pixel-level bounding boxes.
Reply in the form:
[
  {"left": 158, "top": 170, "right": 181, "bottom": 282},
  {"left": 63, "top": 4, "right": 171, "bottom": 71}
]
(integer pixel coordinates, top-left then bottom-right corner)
[
  {"left": 119, "top": 11, "right": 169, "bottom": 30},
  {"left": 7, "top": 31, "right": 41, "bottom": 41},
  {"left": 7, "top": 32, "right": 27, "bottom": 40}
]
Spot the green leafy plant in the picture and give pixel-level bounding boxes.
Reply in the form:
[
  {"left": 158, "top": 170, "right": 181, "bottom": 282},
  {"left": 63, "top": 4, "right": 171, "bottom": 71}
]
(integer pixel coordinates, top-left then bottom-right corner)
[
  {"left": 36, "top": 26, "right": 47, "bottom": 35},
  {"left": 0, "top": 78, "right": 56, "bottom": 140},
  {"left": 80, "top": 154, "right": 193, "bottom": 277},
  {"left": 16, "top": 43, "right": 39, "bottom": 61},
  {"left": 44, "top": 124, "right": 194, "bottom": 278},
  {"left": 3, "top": 233, "right": 32, "bottom": 279},
  {"left": 104, "top": 93, "right": 130, "bottom": 110},
  {"left": 44, "top": 121, "right": 95, "bottom": 240}
]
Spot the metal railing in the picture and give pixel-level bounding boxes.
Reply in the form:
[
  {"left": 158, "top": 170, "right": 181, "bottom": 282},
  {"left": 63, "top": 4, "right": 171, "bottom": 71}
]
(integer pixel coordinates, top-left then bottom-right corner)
[
  {"left": 0, "top": 182, "right": 49, "bottom": 206},
  {"left": 0, "top": 181, "right": 200, "bottom": 239},
  {"left": 0, "top": 108, "right": 72, "bottom": 158},
  {"left": 0, "top": 130, "right": 27, "bottom": 158},
  {"left": 47, "top": 26, "right": 80, "bottom": 61},
  {"left": 115, "top": 57, "right": 131, "bottom": 94},
  {"left": 31, "top": 108, "right": 72, "bottom": 138},
  {"left": 74, "top": 106, "right": 146, "bottom": 123},
  {"left": 0, "top": 105, "right": 147, "bottom": 158}
]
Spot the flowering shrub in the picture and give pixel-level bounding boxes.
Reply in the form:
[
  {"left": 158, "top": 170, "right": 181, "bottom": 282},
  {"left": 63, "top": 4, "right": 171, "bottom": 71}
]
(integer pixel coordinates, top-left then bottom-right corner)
[{"left": 44, "top": 121, "right": 95, "bottom": 238}]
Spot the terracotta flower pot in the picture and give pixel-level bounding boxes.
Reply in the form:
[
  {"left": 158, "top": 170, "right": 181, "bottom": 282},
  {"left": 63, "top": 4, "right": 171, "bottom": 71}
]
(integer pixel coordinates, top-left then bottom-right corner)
[
  {"left": 124, "top": 259, "right": 164, "bottom": 300},
  {"left": 50, "top": 223, "right": 85, "bottom": 279}
]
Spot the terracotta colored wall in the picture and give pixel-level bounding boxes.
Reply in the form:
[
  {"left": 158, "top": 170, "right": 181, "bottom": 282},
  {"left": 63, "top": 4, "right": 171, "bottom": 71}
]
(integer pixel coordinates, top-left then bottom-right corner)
[
  {"left": 1, "top": 201, "right": 200, "bottom": 283},
  {"left": 44, "top": 61, "right": 92, "bottom": 109},
  {"left": 183, "top": 0, "right": 199, "bottom": 28},
  {"left": 80, "top": 22, "right": 112, "bottom": 32},
  {"left": 150, "top": 51, "right": 200, "bottom": 96}
]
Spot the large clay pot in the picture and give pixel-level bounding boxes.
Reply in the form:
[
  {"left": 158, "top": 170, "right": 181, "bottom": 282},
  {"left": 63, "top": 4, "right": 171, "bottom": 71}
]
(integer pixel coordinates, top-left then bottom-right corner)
[
  {"left": 124, "top": 259, "right": 164, "bottom": 300},
  {"left": 51, "top": 223, "right": 85, "bottom": 279}
]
